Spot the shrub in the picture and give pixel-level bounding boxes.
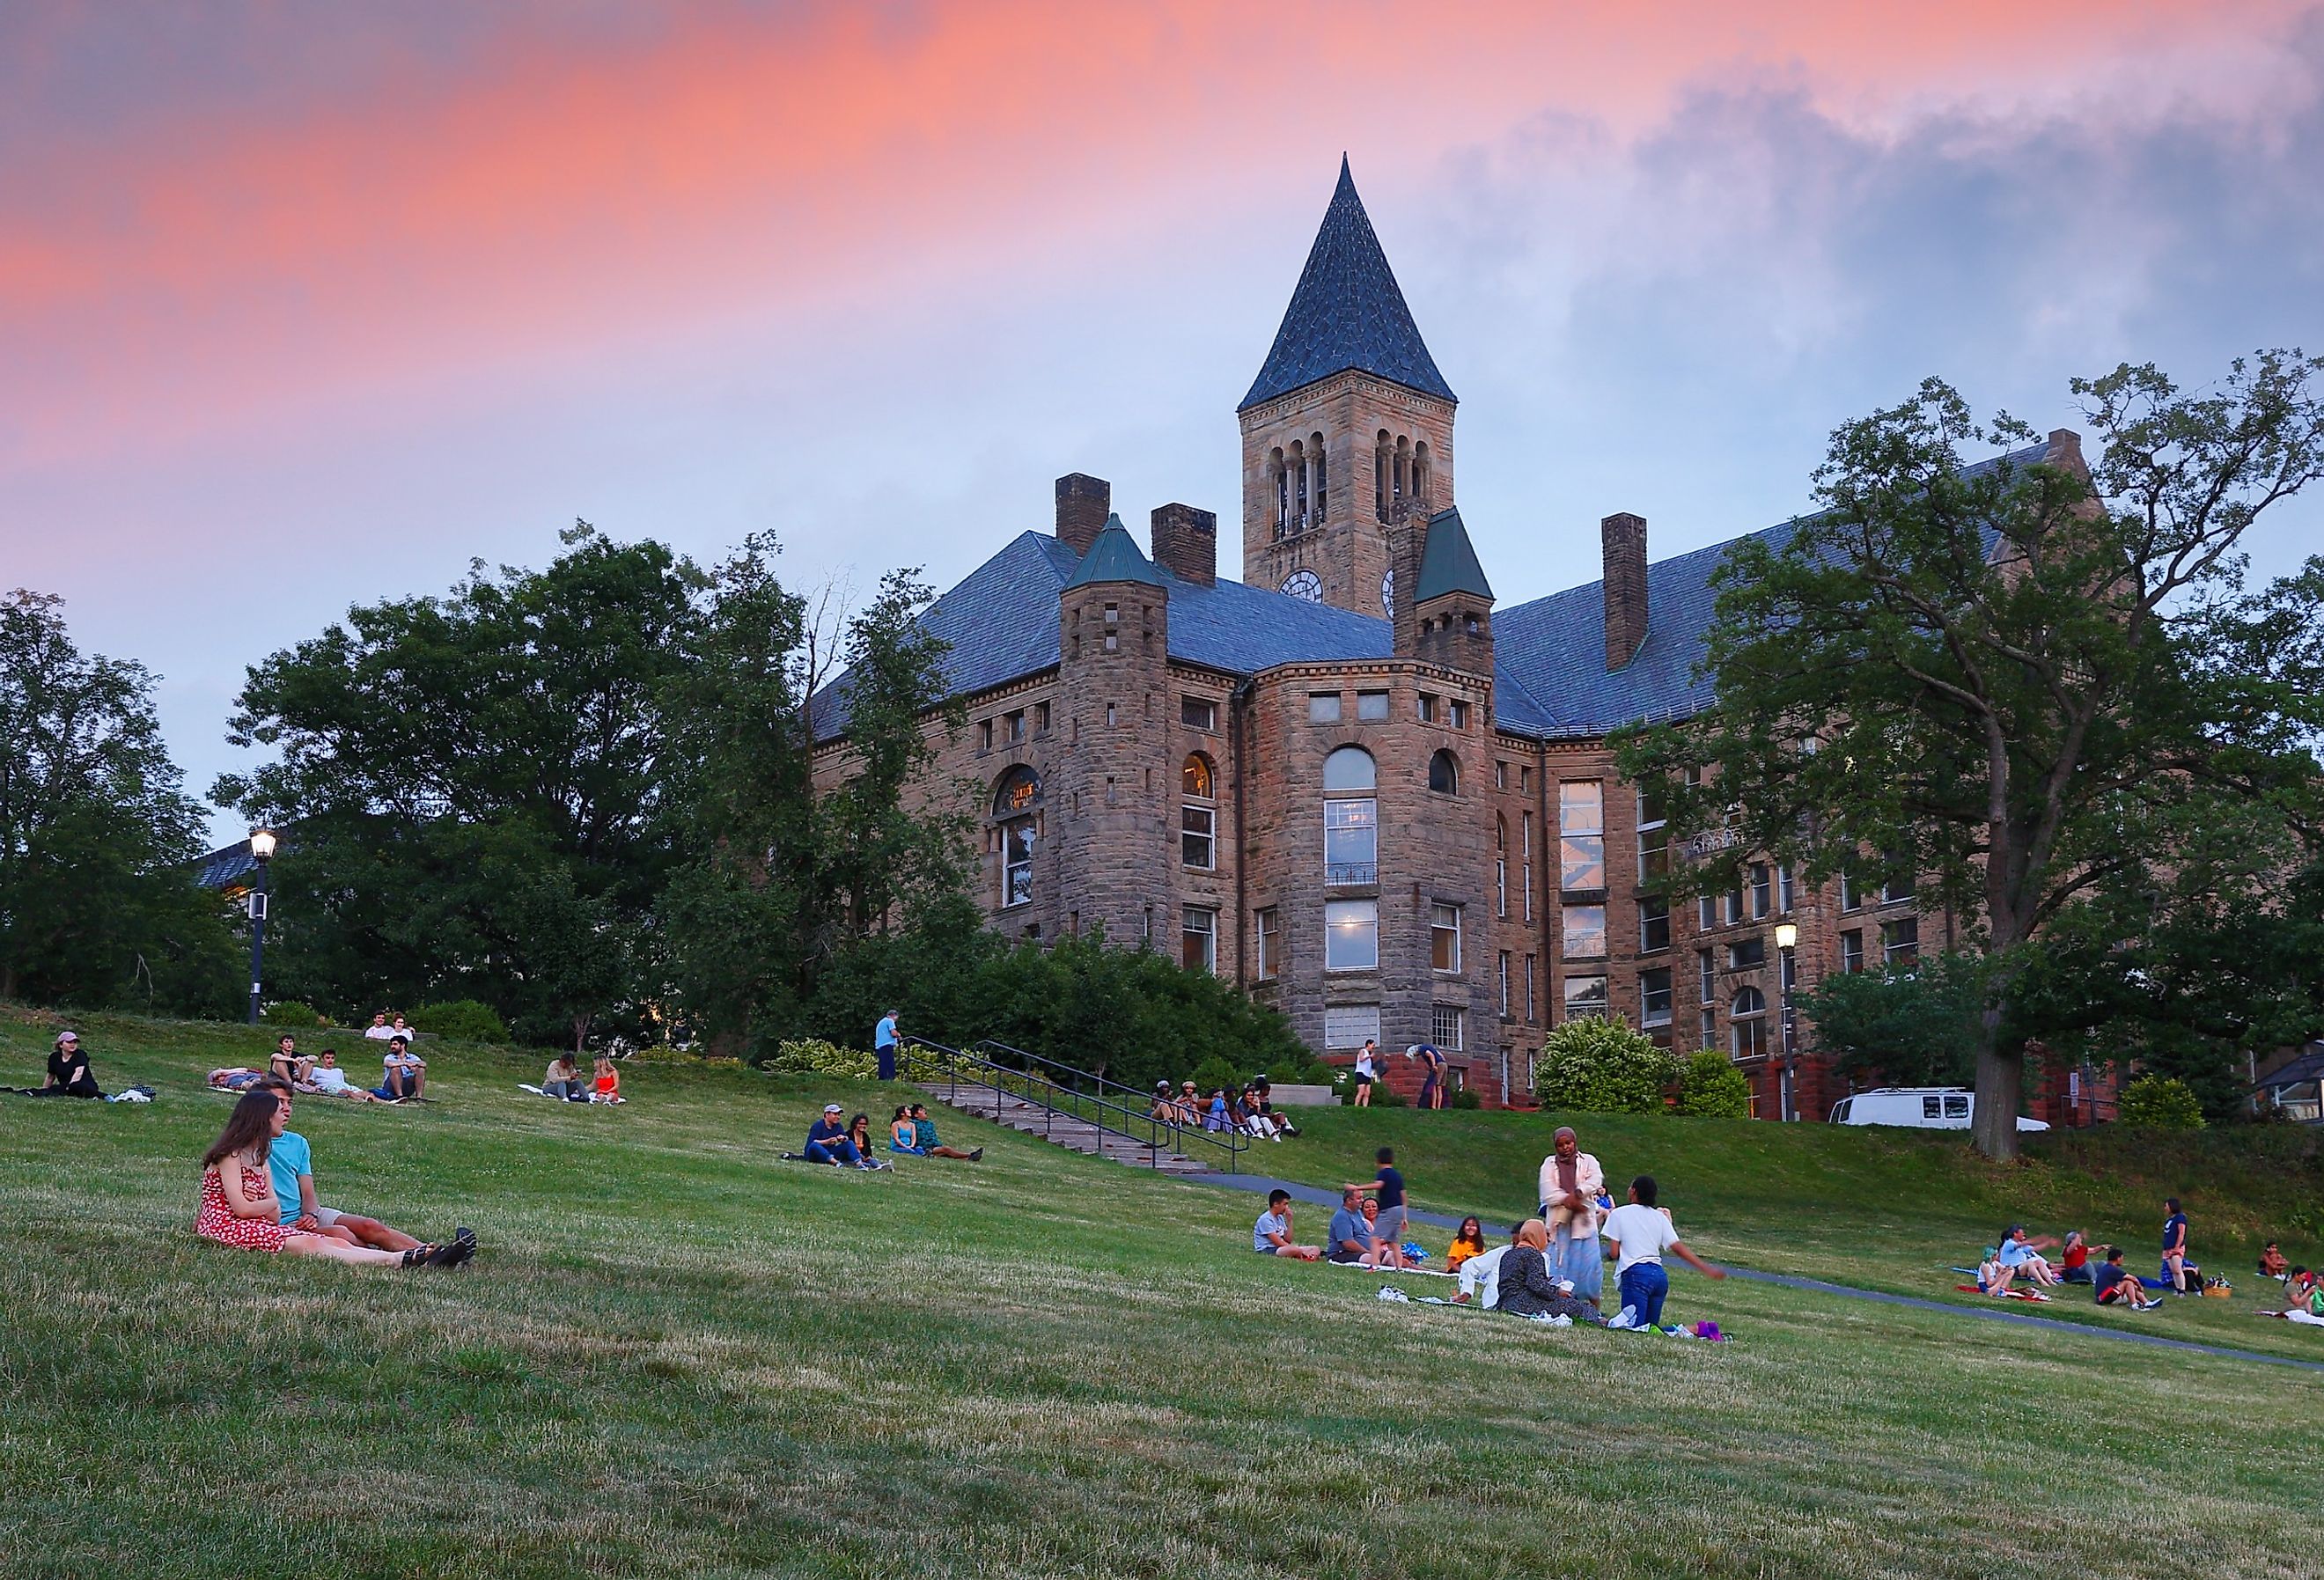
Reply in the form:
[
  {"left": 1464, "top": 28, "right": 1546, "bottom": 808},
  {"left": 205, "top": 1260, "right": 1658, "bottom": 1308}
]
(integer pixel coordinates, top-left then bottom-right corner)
[
  {"left": 1534, "top": 1016, "right": 1678, "bottom": 1114},
  {"left": 1188, "top": 1055, "right": 1245, "bottom": 1099},
  {"left": 763, "top": 1039, "right": 879, "bottom": 1079},
  {"left": 2117, "top": 1074, "right": 2207, "bottom": 1131},
  {"left": 1266, "top": 1056, "right": 1336, "bottom": 1088},
  {"left": 1674, "top": 1050, "right": 1754, "bottom": 1118},
  {"left": 411, "top": 999, "right": 509, "bottom": 1044},
  {"left": 261, "top": 1000, "right": 325, "bottom": 1028},
  {"left": 1445, "top": 1086, "right": 1482, "bottom": 1110}
]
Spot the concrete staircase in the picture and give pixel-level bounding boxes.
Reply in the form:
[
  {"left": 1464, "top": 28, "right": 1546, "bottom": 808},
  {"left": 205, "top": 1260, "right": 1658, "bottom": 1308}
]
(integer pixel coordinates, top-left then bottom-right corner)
[{"left": 916, "top": 1077, "right": 1221, "bottom": 1176}]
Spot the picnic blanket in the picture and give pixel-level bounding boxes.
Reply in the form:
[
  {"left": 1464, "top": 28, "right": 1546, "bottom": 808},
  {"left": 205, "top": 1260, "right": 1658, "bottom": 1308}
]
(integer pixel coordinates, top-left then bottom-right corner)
[{"left": 1954, "top": 1284, "right": 2052, "bottom": 1303}]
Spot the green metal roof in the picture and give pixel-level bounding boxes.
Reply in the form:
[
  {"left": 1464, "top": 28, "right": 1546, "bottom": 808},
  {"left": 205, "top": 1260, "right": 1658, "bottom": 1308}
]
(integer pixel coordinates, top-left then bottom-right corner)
[
  {"left": 1063, "top": 516, "right": 1164, "bottom": 589},
  {"left": 1412, "top": 507, "right": 1493, "bottom": 605}
]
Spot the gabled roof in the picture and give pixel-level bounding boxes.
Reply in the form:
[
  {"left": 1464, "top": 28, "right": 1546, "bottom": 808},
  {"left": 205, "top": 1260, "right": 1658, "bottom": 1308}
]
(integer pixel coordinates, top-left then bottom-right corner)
[
  {"left": 1413, "top": 507, "right": 1493, "bottom": 605},
  {"left": 1239, "top": 157, "right": 1456, "bottom": 412},
  {"left": 1063, "top": 516, "right": 1162, "bottom": 588}
]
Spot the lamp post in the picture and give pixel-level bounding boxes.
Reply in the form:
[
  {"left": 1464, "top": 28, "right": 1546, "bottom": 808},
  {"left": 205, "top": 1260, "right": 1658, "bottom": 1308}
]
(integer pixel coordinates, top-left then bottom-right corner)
[
  {"left": 1774, "top": 921, "right": 1799, "bottom": 1121},
  {"left": 246, "top": 828, "right": 277, "bottom": 1025}
]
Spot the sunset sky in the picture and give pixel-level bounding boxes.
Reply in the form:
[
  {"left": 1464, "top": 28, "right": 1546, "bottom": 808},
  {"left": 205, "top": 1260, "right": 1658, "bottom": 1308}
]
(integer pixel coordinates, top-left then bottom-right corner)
[{"left": 6, "top": 2, "right": 2321, "bottom": 842}]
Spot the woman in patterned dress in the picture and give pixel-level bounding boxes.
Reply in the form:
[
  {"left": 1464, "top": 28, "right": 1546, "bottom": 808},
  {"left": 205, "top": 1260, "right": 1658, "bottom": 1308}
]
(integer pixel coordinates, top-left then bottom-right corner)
[{"left": 196, "top": 1090, "right": 462, "bottom": 1268}]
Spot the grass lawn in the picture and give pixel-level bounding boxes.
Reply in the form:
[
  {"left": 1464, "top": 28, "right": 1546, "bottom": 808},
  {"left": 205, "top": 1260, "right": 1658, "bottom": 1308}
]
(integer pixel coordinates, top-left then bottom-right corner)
[{"left": 2, "top": 1006, "right": 2320, "bottom": 1579}]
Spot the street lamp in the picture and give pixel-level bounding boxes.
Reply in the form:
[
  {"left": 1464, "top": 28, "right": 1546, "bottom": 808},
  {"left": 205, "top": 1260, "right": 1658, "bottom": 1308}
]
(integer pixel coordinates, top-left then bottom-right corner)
[
  {"left": 246, "top": 828, "right": 277, "bottom": 1025},
  {"left": 1773, "top": 922, "right": 1799, "bottom": 1120}
]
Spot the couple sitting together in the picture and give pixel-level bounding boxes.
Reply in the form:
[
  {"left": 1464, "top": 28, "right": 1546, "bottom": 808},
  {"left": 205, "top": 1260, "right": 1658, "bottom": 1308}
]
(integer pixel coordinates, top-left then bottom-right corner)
[
  {"left": 887, "top": 1104, "right": 982, "bottom": 1161},
  {"left": 527, "top": 1054, "right": 623, "bottom": 1103},
  {"left": 195, "top": 1076, "right": 474, "bottom": 1269},
  {"left": 1454, "top": 1179, "right": 1725, "bottom": 1329}
]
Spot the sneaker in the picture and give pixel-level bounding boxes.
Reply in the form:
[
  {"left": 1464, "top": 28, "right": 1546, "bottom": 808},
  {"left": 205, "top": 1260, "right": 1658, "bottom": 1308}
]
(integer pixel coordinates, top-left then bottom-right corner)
[
  {"left": 968, "top": 1148, "right": 984, "bottom": 1161},
  {"left": 1376, "top": 1285, "right": 1410, "bottom": 1303},
  {"left": 2138, "top": 1297, "right": 2163, "bottom": 1311}
]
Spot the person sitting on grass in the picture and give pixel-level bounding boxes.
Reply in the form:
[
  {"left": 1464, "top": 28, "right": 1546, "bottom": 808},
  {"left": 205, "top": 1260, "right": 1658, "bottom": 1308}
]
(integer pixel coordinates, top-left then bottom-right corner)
[
  {"left": 1975, "top": 1248, "right": 2014, "bottom": 1298},
  {"left": 195, "top": 1090, "right": 468, "bottom": 1268},
  {"left": 1997, "top": 1226, "right": 2062, "bottom": 1288},
  {"left": 22, "top": 1030, "right": 103, "bottom": 1098},
  {"left": 2093, "top": 1246, "right": 2162, "bottom": 1310},
  {"left": 541, "top": 1053, "right": 587, "bottom": 1102},
  {"left": 2274, "top": 1267, "right": 2320, "bottom": 1322},
  {"left": 376, "top": 1036, "right": 425, "bottom": 1101},
  {"left": 1149, "top": 1082, "right": 1176, "bottom": 1127},
  {"left": 805, "top": 1103, "right": 871, "bottom": 1167},
  {"left": 305, "top": 1048, "right": 376, "bottom": 1101},
  {"left": 891, "top": 1106, "right": 925, "bottom": 1154},
  {"left": 1204, "top": 1090, "right": 1231, "bottom": 1133},
  {"left": 590, "top": 1055, "right": 623, "bottom": 1105},
  {"left": 2259, "top": 1241, "right": 2289, "bottom": 1281},
  {"left": 1326, "top": 1188, "right": 1374, "bottom": 1265},
  {"left": 1254, "top": 1188, "right": 1321, "bottom": 1260},
  {"left": 909, "top": 1105, "right": 981, "bottom": 1161},
  {"left": 1452, "top": 1224, "right": 1526, "bottom": 1308},
  {"left": 1445, "top": 1216, "right": 1487, "bottom": 1274},
  {"left": 1251, "top": 1078, "right": 1298, "bottom": 1138},
  {"left": 1601, "top": 1175, "right": 1725, "bottom": 1330},
  {"left": 268, "top": 1035, "right": 315, "bottom": 1091},
  {"left": 2057, "top": 1229, "right": 2092, "bottom": 1284},
  {"left": 258, "top": 1077, "right": 463, "bottom": 1258},
  {"left": 1495, "top": 1221, "right": 1604, "bottom": 1324},
  {"left": 848, "top": 1113, "right": 875, "bottom": 1157}
]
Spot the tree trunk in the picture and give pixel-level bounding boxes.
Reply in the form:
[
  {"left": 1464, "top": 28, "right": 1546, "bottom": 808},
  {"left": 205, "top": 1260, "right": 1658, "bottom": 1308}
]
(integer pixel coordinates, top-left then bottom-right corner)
[
  {"left": 1969, "top": 1006, "right": 2021, "bottom": 1162},
  {"left": 571, "top": 1010, "right": 593, "bottom": 1055}
]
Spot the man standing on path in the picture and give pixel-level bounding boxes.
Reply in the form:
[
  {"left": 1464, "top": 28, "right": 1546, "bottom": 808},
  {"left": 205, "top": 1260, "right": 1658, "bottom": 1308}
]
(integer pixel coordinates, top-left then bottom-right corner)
[
  {"left": 1537, "top": 1126, "right": 1607, "bottom": 1309},
  {"left": 874, "top": 1010, "right": 901, "bottom": 1082}
]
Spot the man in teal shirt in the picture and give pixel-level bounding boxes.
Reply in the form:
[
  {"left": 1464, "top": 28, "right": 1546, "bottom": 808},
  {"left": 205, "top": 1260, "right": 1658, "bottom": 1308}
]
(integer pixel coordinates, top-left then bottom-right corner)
[
  {"left": 909, "top": 1103, "right": 982, "bottom": 1162},
  {"left": 261, "top": 1081, "right": 438, "bottom": 1254}
]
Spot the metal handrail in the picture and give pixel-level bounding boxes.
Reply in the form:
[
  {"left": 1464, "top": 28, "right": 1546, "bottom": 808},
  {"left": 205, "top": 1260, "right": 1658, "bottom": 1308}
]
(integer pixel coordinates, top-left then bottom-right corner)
[
  {"left": 969, "top": 1038, "right": 1153, "bottom": 1106},
  {"left": 900, "top": 1037, "right": 1249, "bottom": 1173}
]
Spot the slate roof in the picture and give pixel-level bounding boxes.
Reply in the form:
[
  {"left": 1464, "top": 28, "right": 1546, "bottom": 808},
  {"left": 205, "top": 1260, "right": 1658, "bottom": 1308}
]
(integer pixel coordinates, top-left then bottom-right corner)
[
  {"left": 812, "top": 438, "right": 2056, "bottom": 746},
  {"left": 1239, "top": 158, "right": 1456, "bottom": 411},
  {"left": 1063, "top": 517, "right": 1162, "bottom": 588},
  {"left": 1414, "top": 507, "right": 1493, "bottom": 604}
]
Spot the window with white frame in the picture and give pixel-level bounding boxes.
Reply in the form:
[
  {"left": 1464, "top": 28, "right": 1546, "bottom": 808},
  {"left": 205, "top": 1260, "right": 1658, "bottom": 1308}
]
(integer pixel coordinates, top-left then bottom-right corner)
[
  {"left": 1520, "top": 812, "right": 1534, "bottom": 921},
  {"left": 1563, "top": 974, "right": 1609, "bottom": 1022},
  {"left": 1641, "top": 966, "right": 1673, "bottom": 1028},
  {"left": 1431, "top": 1003, "right": 1465, "bottom": 1050},
  {"left": 1181, "top": 754, "right": 1216, "bottom": 869},
  {"left": 1840, "top": 930, "right": 1864, "bottom": 974},
  {"left": 1254, "top": 908, "right": 1279, "bottom": 981},
  {"left": 1723, "top": 884, "right": 1746, "bottom": 926},
  {"left": 1559, "top": 782, "right": 1605, "bottom": 890},
  {"left": 1322, "top": 746, "right": 1377, "bottom": 885},
  {"left": 1777, "top": 863, "right": 1795, "bottom": 911},
  {"left": 1448, "top": 699, "right": 1469, "bottom": 729},
  {"left": 1884, "top": 874, "right": 1916, "bottom": 904},
  {"left": 1524, "top": 954, "right": 1537, "bottom": 1022},
  {"left": 1840, "top": 870, "right": 1862, "bottom": 911},
  {"left": 1431, "top": 902, "right": 1462, "bottom": 974},
  {"left": 1698, "top": 894, "right": 1719, "bottom": 930},
  {"left": 1750, "top": 863, "right": 1772, "bottom": 919},
  {"left": 1882, "top": 915, "right": 1920, "bottom": 964},
  {"left": 1699, "top": 1006, "right": 1717, "bottom": 1050},
  {"left": 1181, "top": 907, "right": 1217, "bottom": 974},
  {"left": 1731, "top": 986, "right": 1768, "bottom": 1057},
  {"left": 1697, "top": 948, "right": 1716, "bottom": 1001},
  {"left": 1636, "top": 787, "right": 1668, "bottom": 882},
  {"left": 1324, "top": 1004, "right": 1379, "bottom": 1050},
  {"left": 1727, "top": 937, "right": 1766, "bottom": 970},
  {"left": 1180, "top": 695, "right": 1218, "bottom": 731},
  {"left": 1562, "top": 903, "right": 1607, "bottom": 959},
  {"left": 1325, "top": 899, "right": 1379, "bottom": 971},
  {"left": 1498, "top": 950, "right": 1511, "bottom": 1015}
]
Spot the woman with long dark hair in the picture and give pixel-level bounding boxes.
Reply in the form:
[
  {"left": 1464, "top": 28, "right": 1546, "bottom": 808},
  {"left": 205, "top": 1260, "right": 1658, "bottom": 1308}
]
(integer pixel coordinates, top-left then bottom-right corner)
[{"left": 195, "top": 1091, "right": 466, "bottom": 1268}]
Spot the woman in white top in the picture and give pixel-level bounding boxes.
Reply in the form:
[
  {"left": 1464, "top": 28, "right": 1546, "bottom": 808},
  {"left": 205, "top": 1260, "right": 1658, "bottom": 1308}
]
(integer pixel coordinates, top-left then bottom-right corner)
[{"left": 1352, "top": 1040, "right": 1378, "bottom": 1107}]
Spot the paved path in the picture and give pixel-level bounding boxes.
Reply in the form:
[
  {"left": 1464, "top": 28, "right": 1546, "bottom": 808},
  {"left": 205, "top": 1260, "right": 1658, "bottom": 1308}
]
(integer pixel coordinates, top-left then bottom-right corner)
[{"left": 1192, "top": 1172, "right": 2324, "bottom": 1373}]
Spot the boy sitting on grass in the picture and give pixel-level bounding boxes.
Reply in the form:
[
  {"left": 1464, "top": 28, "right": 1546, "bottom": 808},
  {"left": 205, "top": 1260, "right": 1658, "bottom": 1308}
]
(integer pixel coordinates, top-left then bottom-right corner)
[
  {"left": 1601, "top": 1175, "right": 1725, "bottom": 1331},
  {"left": 1253, "top": 1189, "right": 1321, "bottom": 1260},
  {"left": 2093, "top": 1246, "right": 2162, "bottom": 1311}
]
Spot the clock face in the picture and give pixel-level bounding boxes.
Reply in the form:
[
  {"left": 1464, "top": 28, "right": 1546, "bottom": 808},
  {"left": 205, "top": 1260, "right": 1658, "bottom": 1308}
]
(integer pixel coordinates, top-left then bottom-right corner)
[
  {"left": 1380, "top": 570, "right": 1395, "bottom": 618},
  {"left": 1280, "top": 570, "right": 1324, "bottom": 603}
]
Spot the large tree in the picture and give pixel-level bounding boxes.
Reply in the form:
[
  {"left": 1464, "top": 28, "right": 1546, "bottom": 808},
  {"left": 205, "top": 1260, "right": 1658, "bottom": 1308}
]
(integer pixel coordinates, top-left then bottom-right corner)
[
  {"left": 1616, "top": 354, "right": 2324, "bottom": 1157},
  {"left": 0, "top": 590, "right": 239, "bottom": 1012}
]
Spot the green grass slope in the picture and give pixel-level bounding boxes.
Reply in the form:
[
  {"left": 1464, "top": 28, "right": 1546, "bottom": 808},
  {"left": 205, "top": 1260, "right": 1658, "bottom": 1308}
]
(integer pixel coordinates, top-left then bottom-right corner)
[{"left": 1, "top": 1007, "right": 2319, "bottom": 1579}]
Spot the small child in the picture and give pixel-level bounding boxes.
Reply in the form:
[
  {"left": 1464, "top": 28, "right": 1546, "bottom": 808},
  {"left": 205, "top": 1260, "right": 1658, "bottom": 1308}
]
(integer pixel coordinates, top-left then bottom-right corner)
[
  {"left": 1600, "top": 1175, "right": 1725, "bottom": 1330},
  {"left": 590, "top": 1055, "right": 624, "bottom": 1104}
]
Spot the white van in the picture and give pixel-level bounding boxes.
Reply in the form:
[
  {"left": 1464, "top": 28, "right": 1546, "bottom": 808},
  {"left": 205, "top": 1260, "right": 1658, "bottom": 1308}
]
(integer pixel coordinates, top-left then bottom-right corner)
[{"left": 1827, "top": 1087, "right": 2049, "bottom": 1132}]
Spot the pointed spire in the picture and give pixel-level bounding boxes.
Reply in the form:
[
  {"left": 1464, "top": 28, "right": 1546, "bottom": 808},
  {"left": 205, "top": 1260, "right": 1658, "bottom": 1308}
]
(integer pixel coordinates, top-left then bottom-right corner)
[
  {"left": 1239, "top": 158, "right": 1455, "bottom": 411},
  {"left": 1413, "top": 507, "right": 1493, "bottom": 604},
  {"left": 1063, "top": 514, "right": 1164, "bottom": 588}
]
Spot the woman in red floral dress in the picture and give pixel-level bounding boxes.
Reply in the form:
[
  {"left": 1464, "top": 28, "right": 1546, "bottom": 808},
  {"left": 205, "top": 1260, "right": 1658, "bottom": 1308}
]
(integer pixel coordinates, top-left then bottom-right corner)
[{"left": 197, "top": 1090, "right": 465, "bottom": 1269}]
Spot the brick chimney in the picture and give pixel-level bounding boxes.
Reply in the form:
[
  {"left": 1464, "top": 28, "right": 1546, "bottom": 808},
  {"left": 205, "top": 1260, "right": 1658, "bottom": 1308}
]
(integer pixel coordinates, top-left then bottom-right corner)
[
  {"left": 1601, "top": 511, "right": 1648, "bottom": 671},
  {"left": 1055, "top": 474, "right": 1111, "bottom": 556},
  {"left": 1149, "top": 503, "right": 1217, "bottom": 586}
]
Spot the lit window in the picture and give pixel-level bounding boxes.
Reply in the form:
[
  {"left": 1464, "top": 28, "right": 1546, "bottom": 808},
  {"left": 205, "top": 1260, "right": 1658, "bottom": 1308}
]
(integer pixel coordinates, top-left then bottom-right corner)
[
  {"left": 1636, "top": 788, "right": 1668, "bottom": 882},
  {"left": 1325, "top": 900, "right": 1379, "bottom": 971},
  {"left": 1308, "top": 692, "right": 1342, "bottom": 723},
  {"left": 1731, "top": 987, "right": 1767, "bottom": 1057},
  {"left": 1641, "top": 967, "right": 1673, "bottom": 1028},
  {"left": 1563, "top": 904, "right": 1607, "bottom": 959},
  {"left": 1640, "top": 897, "right": 1670, "bottom": 953},
  {"left": 1563, "top": 974, "right": 1609, "bottom": 1022},
  {"left": 1325, "top": 1004, "right": 1379, "bottom": 1049},
  {"left": 1180, "top": 695, "right": 1218, "bottom": 731},
  {"left": 1357, "top": 690, "right": 1389, "bottom": 721},
  {"left": 1181, "top": 907, "right": 1217, "bottom": 974},
  {"left": 1431, "top": 1003, "right": 1465, "bottom": 1050},
  {"left": 994, "top": 767, "right": 1041, "bottom": 909},
  {"left": 1883, "top": 915, "right": 1920, "bottom": 964},
  {"left": 1559, "top": 783, "right": 1605, "bottom": 890},
  {"left": 1430, "top": 903, "right": 1462, "bottom": 974}
]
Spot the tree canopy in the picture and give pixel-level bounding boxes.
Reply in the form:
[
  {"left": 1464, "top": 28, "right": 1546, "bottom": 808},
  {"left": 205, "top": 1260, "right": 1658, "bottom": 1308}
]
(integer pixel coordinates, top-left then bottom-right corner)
[{"left": 1616, "top": 354, "right": 2324, "bottom": 1157}]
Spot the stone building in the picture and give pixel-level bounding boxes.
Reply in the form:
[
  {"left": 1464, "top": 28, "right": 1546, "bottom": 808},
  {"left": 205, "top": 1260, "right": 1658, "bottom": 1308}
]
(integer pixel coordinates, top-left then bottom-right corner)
[{"left": 813, "top": 158, "right": 2070, "bottom": 1115}]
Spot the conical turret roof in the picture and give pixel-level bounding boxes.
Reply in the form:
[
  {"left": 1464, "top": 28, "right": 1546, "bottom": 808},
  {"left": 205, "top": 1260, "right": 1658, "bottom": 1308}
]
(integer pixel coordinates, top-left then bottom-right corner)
[
  {"left": 1239, "top": 157, "right": 1456, "bottom": 411},
  {"left": 1414, "top": 507, "right": 1493, "bottom": 605},
  {"left": 1063, "top": 515, "right": 1164, "bottom": 588}
]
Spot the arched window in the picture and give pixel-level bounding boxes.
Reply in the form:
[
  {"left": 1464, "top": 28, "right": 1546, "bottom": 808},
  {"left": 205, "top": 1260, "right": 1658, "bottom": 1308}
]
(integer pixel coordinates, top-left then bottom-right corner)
[
  {"left": 1413, "top": 441, "right": 1430, "bottom": 509},
  {"left": 1271, "top": 447, "right": 1289, "bottom": 537},
  {"left": 1394, "top": 436, "right": 1411, "bottom": 511},
  {"left": 993, "top": 768, "right": 1040, "bottom": 908},
  {"left": 1428, "top": 749, "right": 1460, "bottom": 795},
  {"left": 1290, "top": 438, "right": 1307, "bottom": 528},
  {"left": 1181, "top": 753, "right": 1216, "bottom": 869},
  {"left": 1322, "top": 746, "right": 1377, "bottom": 886},
  {"left": 1311, "top": 431, "right": 1327, "bottom": 521},
  {"left": 1731, "top": 987, "right": 1767, "bottom": 1058},
  {"left": 1375, "top": 430, "right": 1391, "bottom": 520}
]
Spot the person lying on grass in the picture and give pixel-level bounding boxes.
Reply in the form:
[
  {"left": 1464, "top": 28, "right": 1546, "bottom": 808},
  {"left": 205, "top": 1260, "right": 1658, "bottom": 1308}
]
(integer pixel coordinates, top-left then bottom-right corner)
[
  {"left": 210, "top": 1068, "right": 268, "bottom": 1093},
  {"left": 2093, "top": 1246, "right": 2162, "bottom": 1311},
  {"left": 1997, "top": 1226, "right": 2063, "bottom": 1288},
  {"left": 909, "top": 1105, "right": 981, "bottom": 1161},
  {"left": 1601, "top": 1175, "right": 1725, "bottom": 1331},
  {"left": 1253, "top": 1189, "right": 1321, "bottom": 1260},
  {"left": 195, "top": 1090, "right": 469, "bottom": 1268},
  {"left": 1494, "top": 1221, "right": 1604, "bottom": 1325},
  {"left": 257, "top": 1077, "right": 462, "bottom": 1257}
]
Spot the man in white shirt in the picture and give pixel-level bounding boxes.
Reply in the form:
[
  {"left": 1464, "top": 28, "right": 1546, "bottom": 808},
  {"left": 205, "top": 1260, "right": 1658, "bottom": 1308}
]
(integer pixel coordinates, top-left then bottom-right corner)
[
  {"left": 307, "top": 1048, "right": 376, "bottom": 1101},
  {"left": 363, "top": 1012, "right": 398, "bottom": 1043},
  {"left": 1601, "top": 1175, "right": 1725, "bottom": 1330},
  {"left": 1452, "top": 1224, "right": 1524, "bottom": 1309}
]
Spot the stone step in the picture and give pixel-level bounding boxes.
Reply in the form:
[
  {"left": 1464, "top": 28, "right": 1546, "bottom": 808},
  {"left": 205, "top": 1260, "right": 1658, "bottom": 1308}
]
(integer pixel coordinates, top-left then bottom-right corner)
[{"left": 915, "top": 1077, "right": 1222, "bottom": 1175}]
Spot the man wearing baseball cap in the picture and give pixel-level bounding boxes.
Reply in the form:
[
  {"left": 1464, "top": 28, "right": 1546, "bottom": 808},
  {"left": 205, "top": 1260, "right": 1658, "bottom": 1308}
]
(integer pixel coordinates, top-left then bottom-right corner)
[{"left": 804, "top": 1103, "right": 868, "bottom": 1167}]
